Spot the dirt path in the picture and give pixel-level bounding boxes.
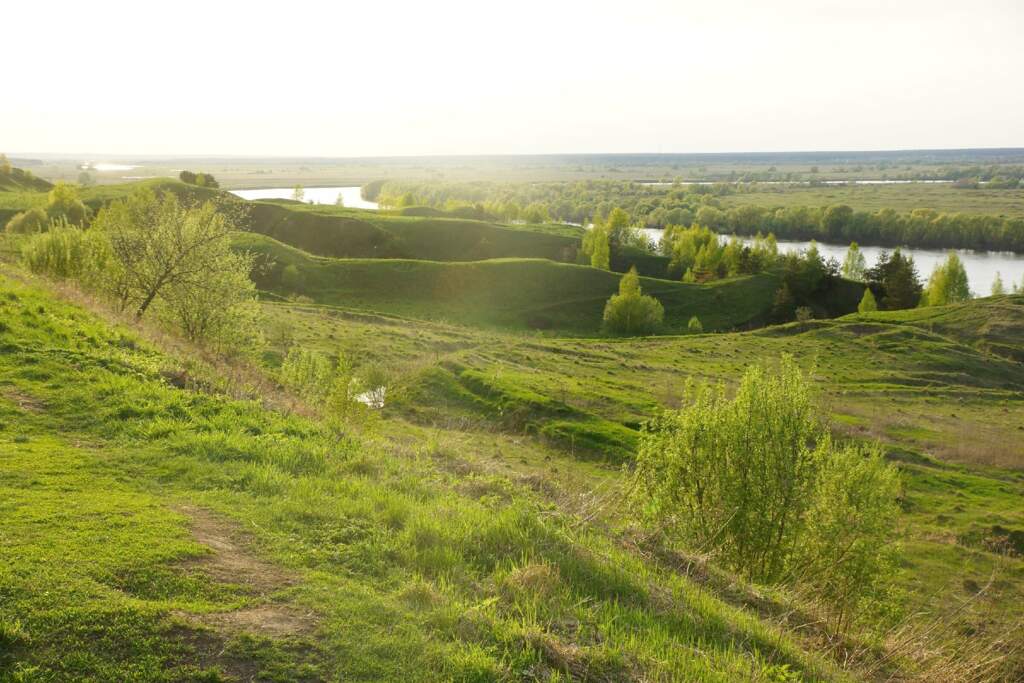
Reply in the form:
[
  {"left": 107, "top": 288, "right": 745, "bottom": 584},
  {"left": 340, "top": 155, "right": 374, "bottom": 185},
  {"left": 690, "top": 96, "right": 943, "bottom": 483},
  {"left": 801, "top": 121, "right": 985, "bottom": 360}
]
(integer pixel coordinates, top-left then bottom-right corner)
[{"left": 175, "top": 504, "right": 315, "bottom": 638}]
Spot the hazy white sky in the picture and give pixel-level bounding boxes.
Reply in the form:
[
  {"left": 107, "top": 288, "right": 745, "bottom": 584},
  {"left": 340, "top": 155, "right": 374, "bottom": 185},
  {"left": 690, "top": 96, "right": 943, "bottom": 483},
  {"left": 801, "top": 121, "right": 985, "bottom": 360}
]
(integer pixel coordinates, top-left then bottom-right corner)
[{"left": 4, "top": 0, "right": 1022, "bottom": 156}]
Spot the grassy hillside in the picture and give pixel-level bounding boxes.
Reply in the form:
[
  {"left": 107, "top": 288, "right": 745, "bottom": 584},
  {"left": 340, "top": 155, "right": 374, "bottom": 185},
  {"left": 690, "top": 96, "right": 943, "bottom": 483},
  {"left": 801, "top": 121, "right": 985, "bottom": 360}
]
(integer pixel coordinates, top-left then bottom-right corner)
[
  {"left": 258, "top": 292, "right": 1024, "bottom": 678},
  {"left": 0, "top": 167, "right": 52, "bottom": 193},
  {"left": 0, "top": 270, "right": 858, "bottom": 681},
  {"left": 245, "top": 201, "right": 581, "bottom": 263},
  {"left": 237, "top": 232, "right": 781, "bottom": 334}
]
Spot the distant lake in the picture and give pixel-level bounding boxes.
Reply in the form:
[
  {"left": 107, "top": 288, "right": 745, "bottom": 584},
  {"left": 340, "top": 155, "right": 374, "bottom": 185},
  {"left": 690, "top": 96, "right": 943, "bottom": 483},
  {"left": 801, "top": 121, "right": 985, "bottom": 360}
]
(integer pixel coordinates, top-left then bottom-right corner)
[
  {"left": 638, "top": 228, "right": 1024, "bottom": 295},
  {"left": 230, "top": 186, "right": 379, "bottom": 210}
]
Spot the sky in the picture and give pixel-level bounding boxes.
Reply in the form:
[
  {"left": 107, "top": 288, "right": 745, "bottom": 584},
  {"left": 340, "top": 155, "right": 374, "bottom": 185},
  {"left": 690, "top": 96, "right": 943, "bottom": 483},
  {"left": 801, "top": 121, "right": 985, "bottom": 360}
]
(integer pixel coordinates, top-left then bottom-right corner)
[{"left": 4, "top": 0, "right": 1023, "bottom": 157}]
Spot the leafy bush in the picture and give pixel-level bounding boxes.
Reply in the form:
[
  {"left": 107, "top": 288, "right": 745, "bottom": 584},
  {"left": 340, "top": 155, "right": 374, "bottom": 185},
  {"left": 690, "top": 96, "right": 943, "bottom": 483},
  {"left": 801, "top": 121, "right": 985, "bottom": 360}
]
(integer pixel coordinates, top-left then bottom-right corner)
[
  {"left": 602, "top": 267, "right": 664, "bottom": 335},
  {"left": 687, "top": 315, "right": 703, "bottom": 333},
  {"left": 21, "top": 222, "right": 110, "bottom": 282},
  {"left": 279, "top": 346, "right": 333, "bottom": 400},
  {"left": 46, "top": 182, "right": 90, "bottom": 226},
  {"left": 632, "top": 356, "right": 900, "bottom": 627},
  {"left": 5, "top": 208, "right": 48, "bottom": 234}
]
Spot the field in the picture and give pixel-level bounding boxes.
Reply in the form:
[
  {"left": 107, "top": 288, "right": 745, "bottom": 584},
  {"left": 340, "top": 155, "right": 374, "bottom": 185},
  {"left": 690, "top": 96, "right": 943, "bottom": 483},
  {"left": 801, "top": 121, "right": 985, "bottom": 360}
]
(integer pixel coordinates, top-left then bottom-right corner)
[{"left": 723, "top": 184, "right": 1024, "bottom": 219}]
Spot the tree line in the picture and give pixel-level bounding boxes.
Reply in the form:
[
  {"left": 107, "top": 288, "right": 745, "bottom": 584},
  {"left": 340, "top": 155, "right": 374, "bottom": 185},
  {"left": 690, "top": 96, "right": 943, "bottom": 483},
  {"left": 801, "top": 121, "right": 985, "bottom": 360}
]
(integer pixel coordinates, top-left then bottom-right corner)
[{"left": 364, "top": 179, "right": 1024, "bottom": 253}]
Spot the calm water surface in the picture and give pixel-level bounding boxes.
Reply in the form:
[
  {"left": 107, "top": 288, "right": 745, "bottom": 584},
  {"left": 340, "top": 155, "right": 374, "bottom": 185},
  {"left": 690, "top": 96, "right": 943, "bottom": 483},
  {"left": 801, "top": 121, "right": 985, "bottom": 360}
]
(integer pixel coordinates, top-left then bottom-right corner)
[
  {"left": 230, "top": 186, "right": 379, "bottom": 210},
  {"left": 638, "top": 228, "right": 1024, "bottom": 295}
]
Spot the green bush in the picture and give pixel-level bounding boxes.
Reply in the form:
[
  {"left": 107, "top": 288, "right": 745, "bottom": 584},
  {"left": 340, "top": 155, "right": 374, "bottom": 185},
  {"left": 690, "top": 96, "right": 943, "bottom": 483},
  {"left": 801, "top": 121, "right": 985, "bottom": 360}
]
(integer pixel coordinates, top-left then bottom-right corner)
[
  {"left": 279, "top": 346, "right": 333, "bottom": 401},
  {"left": 602, "top": 267, "right": 664, "bottom": 335},
  {"left": 5, "top": 208, "right": 48, "bottom": 234},
  {"left": 21, "top": 222, "right": 110, "bottom": 281},
  {"left": 632, "top": 356, "right": 900, "bottom": 627}
]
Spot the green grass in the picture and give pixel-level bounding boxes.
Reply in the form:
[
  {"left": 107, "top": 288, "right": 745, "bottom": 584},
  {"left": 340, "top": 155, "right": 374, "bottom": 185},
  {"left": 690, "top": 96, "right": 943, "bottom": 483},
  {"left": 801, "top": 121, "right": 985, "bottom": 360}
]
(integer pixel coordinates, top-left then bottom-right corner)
[
  {"left": 258, "top": 291, "right": 1024, "bottom": 677},
  {"left": 245, "top": 201, "right": 581, "bottom": 263},
  {"left": 238, "top": 232, "right": 781, "bottom": 334},
  {"left": 722, "top": 183, "right": 1024, "bottom": 218},
  {"left": 0, "top": 270, "right": 859, "bottom": 681}
]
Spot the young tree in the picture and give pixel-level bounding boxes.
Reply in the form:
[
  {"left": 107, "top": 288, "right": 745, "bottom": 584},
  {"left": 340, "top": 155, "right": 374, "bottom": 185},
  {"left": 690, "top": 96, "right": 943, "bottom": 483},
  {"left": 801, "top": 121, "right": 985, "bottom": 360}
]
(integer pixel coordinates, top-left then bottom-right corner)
[
  {"left": 924, "top": 252, "right": 971, "bottom": 306},
  {"left": 841, "top": 241, "right": 866, "bottom": 281},
  {"left": 857, "top": 287, "right": 878, "bottom": 312},
  {"left": 991, "top": 271, "right": 1006, "bottom": 296},
  {"left": 602, "top": 267, "right": 664, "bottom": 335},
  {"left": 867, "top": 249, "right": 922, "bottom": 310},
  {"left": 582, "top": 223, "right": 611, "bottom": 270},
  {"left": 335, "top": 192, "right": 345, "bottom": 207},
  {"left": 77, "top": 171, "right": 95, "bottom": 187},
  {"left": 687, "top": 315, "right": 703, "bottom": 333},
  {"left": 292, "top": 185, "right": 305, "bottom": 202},
  {"left": 771, "top": 283, "right": 796, "bottom": 323},
  {"left": 0, "top": 153, "right": 11, "bottom": 174},
  {"left": 91, "top": 189, "right": 247, "bottom": 320}
]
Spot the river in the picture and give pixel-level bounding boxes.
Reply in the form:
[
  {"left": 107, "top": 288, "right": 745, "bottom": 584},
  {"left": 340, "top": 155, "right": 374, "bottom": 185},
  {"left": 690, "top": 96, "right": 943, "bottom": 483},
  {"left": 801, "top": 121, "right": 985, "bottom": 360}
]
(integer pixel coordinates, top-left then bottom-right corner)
[
  {"left": 638, "top": 228, "right": 1024, "bottom": 294},
  {"left": 230, "top": 186, "right": 379, "bottom": 210}
]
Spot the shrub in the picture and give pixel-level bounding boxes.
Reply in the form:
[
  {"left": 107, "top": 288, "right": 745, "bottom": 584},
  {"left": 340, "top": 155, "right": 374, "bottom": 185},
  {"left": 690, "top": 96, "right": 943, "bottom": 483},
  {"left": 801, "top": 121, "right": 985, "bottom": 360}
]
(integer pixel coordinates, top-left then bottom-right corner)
[
  {"left": 46, "top": 182, "right": 90, "bottom": 226},
  {"left": 5, "top": 208, "right": 48, "bottom": 234},
  {"left": 796, "top": 442, "right": 900, "bottom": 631},
  {"left": 21, "top": 222, "right": 110, "bottom": 281},
  {"left": 687, "top": 315, "right": 703, "bottom": 333},
  {"left": 602, "top": 267, "right": 664, "bottom": 335},
  {"left": 280, "top": 346, "right": 333, "bottom": 401},
  {"left": 632, "top": 356, "right": 900, "bottom": 627},
  {"left": 857, "top": 287, "right": 877, "bottom": 312}
]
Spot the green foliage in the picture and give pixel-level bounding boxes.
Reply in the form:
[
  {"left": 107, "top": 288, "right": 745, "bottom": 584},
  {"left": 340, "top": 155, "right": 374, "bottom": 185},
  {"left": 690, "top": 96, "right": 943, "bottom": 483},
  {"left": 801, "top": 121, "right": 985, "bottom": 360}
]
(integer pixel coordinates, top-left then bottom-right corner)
[
  {"left": 581, "top": 223, "right": 611, "bottom": 269},
  {"left": 857, "top": 287, "right": 878, "bottom": 312},
  {"left": 20, "top": 221, "right": 106, "bottom": 281},
  {"left": 5, "top": 207, "right": 48, "bottom": 234},
  {"left": 632, "top": 357, "right": 900, "bottom": 625},
  {"left": 178, "top": 170, "right": 219, "bottom": 188},
  {"left": 368, "top": 176, "right": 1024, "bottom": 251},
  {"left": 92, "top": 189, "right": 249, "bottom": 322},
  {"left": 841, "top": 241, "right": 866, "bottom": 281},
  {"left": 279, "top": 346, "right": 334, "bottom": 400},
  {"left": 46, "top": 182, "right": 90, "bottom": 226},
  {"left": 866, "top": 249, "right": 922, "bottom": 310},
  {"left": 602, "top": 267, "right": 664, "bottom": 335},
  {"left": 797, "top": 442, "right": 901, "bottom": 631},
  {"left": 991, "top": 272, "right": 1006, "bottom": 296},
  {"left": 292, "top": 185, "right": 305, "bottom": 202},
  {"left": 687, "top": 315, "right": 703, "bottom": 333},
  {"left": 924, "top": 251, "right": 972, "bottom": 306},
  {"left": 771, "top": 284, "right": 796, "bottom": 323}
]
